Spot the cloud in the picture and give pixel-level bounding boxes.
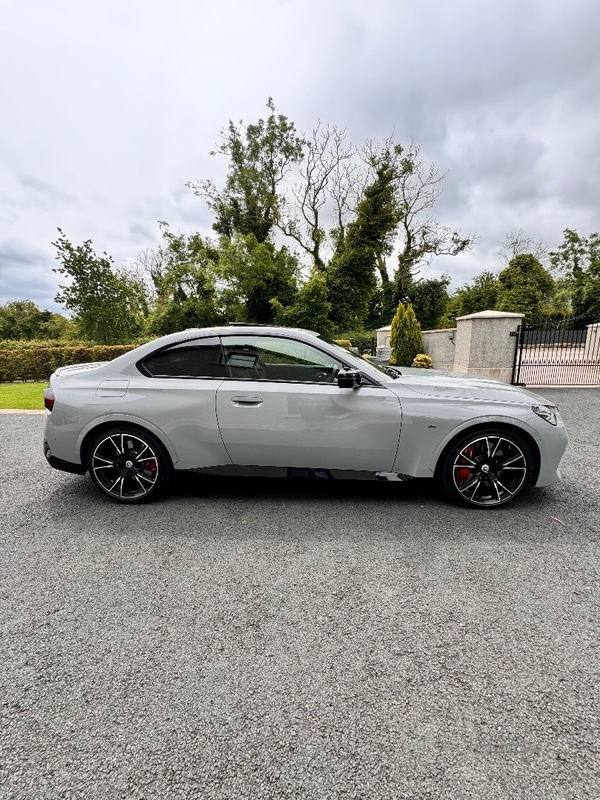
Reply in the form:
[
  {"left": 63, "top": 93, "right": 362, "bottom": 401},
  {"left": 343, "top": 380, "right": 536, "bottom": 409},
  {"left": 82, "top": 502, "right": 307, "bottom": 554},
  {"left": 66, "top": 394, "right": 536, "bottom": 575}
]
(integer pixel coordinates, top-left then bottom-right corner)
[{"left": 0, "top": 0, "right": 599, "bottom": 308}]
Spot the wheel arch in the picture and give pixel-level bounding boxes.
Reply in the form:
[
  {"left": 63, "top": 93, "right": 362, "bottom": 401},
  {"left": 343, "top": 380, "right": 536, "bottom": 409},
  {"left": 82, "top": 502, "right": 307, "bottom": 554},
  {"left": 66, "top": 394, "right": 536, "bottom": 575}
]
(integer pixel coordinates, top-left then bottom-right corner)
[
  {"left": 79, "top": 418, "right": 177, "bottom": 470},
  {"left": 433, "top": 421, "right": 541, "bottom": 486}
]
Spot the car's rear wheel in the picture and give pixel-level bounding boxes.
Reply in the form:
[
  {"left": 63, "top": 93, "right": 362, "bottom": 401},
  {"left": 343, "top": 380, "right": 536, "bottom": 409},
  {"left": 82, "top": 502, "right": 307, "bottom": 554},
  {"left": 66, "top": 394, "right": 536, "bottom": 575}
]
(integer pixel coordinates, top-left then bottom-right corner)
[
  {"left": 87, "top": 427, "right": 172, "bottom": 503},
  {"left": 440, "top": 429, "right": 533, "bottom": 508}
]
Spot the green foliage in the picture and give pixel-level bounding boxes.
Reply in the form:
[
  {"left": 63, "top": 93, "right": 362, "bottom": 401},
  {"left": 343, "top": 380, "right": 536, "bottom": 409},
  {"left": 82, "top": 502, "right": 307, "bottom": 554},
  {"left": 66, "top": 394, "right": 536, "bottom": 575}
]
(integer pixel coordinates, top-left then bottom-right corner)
[
  {"left": 219, "top": 234, "right": 298, "bottom": 323},
  {"left": 53, "top": 229, "right": 148, "bottom": 344},
  {"left": 333, "top": 339, "right": 352, "bottom": 349},
  {"left": 0, "top": 344, "right": 136, "bottom": 382},
  {"left": 496, "top": 254, "right": 554, "bottom": 319},
  {"left": 408, "top": 276, "right": 450, "bottom": 330},
  {"left": 146, "top": 298, "right": 219, "bottom": 337},
  {"left": 0, "top": 300, "right": 74, "bottom": 341},
  {"left": 144, "top": 224, "right": 222, "bottom": 336},
  {"left": 411, "top": 353, "right": 433, "bottom": 369},
  {"left": 327, "top": 146, "right": 403, "bottom": 330},
  {"left": 366, "top": 280, "right": 396, "bottom": 330},
  {"left": 449, "top": 271, "right": 499, "bottom": 319},
  {"left": 335, "top": 330, "right": 377, "bottom": 354},
  {"left": 550, "top": 229, "right": 600, "bottom": 319},
  {"left": 0, "top": 338, "right": 89, "bottom": 350},
  {"left": 188, "top": 98, "right": 305, "bottom": 244},
  {"left": 271, "top": 270, "right": 334, "bottom": 338},
  {"left": 389, "top": 303, "right": 422, "bottom": 367}
]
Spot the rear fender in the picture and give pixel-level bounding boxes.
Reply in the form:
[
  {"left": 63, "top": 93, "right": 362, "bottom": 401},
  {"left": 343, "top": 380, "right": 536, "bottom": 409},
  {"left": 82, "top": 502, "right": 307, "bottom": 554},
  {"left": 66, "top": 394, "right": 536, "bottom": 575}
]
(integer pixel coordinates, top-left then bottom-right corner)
[{"left": 77, "top": 413, "right": 179, "bottom": 467}]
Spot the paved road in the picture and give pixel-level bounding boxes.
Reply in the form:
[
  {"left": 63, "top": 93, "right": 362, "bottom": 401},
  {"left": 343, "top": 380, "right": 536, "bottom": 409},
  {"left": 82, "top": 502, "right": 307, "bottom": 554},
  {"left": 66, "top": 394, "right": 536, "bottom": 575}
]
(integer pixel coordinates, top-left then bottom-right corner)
[{"left": 1, "top": 389, "right": 599, "bottom": 799}]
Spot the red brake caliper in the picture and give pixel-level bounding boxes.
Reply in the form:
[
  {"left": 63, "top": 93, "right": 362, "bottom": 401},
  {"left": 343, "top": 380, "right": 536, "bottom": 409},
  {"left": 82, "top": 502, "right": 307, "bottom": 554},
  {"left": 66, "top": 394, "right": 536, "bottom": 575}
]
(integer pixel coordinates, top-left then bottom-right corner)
[{"left": 456, "top": 445, "right": 474, "bottom": 485}]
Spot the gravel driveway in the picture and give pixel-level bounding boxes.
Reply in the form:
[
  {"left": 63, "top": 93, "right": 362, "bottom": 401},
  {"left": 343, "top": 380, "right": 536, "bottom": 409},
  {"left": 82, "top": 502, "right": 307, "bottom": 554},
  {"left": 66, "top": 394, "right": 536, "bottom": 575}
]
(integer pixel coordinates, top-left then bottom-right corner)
[{"left": 1, "top": 389, "right": 598, "bottom": 799}]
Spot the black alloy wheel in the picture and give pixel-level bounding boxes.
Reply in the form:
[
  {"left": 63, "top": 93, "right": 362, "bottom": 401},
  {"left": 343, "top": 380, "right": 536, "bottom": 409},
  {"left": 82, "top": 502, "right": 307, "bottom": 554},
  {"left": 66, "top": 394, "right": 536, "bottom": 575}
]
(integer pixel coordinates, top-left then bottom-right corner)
[
  {"left": 441, "top": 429, "right": 533, "bottom": 508},
  {"left": 87, "top": 427, "right": 172, "bottom": 502}
]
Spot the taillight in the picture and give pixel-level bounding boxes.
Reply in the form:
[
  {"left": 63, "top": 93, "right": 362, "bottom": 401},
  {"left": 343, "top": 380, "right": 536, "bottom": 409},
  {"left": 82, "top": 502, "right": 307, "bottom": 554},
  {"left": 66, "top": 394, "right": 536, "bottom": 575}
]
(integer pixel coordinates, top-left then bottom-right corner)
[{"left": 44, "top": 388, "right": 55, "bottom": 412}]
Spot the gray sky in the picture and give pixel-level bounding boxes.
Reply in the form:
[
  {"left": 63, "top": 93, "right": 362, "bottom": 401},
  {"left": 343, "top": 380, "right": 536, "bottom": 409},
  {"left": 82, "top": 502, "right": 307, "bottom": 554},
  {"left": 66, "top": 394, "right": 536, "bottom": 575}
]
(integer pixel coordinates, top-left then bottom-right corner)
[{"left": 1, "top": 0, "right": 599, "bottom": 313}]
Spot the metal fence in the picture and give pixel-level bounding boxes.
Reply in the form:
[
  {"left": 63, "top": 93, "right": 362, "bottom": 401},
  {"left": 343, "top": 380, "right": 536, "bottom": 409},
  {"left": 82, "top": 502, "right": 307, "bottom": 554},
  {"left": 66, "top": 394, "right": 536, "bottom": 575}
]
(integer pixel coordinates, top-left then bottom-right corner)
[{"left": 512, "top": 315, "right": 600, "bottom": 386}]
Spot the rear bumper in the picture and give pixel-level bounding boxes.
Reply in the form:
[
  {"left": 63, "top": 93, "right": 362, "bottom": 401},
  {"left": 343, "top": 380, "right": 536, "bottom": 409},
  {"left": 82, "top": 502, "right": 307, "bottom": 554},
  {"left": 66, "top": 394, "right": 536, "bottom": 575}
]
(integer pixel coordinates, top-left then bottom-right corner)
[{"left": 44, "top": 440, "right": 86, "bottom": 475}]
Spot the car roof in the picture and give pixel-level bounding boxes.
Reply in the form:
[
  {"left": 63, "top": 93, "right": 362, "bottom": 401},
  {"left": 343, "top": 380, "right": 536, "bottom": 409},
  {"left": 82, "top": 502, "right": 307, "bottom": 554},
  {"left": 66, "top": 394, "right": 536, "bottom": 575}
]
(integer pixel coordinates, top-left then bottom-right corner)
[{"left": 155, "top": 325, "right": 322, "bottom": 346}]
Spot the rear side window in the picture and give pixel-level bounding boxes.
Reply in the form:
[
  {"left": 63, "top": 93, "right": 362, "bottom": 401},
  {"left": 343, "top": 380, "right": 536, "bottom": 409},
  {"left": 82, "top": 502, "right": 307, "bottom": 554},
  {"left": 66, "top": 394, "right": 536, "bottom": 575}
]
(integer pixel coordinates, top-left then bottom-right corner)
[{"left": 141, "top": 338, "right": 226, "bottom": 378}]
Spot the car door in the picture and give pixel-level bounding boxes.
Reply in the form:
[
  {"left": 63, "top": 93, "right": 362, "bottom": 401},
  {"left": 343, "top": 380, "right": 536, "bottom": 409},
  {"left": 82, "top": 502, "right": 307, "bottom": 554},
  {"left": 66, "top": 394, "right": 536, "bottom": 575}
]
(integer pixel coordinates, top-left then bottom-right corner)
[
  {"left": 137, "top": 336, "right": 232, "bottom": 469},
  {"left": 216, "top": 334, "right": 402, "bottom": 472}
]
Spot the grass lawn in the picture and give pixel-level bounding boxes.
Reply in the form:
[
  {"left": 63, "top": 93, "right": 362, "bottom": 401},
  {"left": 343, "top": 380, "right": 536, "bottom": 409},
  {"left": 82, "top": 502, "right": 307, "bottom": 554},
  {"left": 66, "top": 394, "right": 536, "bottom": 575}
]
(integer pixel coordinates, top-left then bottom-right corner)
[{"left": 0, "top": 382, "right": 47, "bottom": 410}]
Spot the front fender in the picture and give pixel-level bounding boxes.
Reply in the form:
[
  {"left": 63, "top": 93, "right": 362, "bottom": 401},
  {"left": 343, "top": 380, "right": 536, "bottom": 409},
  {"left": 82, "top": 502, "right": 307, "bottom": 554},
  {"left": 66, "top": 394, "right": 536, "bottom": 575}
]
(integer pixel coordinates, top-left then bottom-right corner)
[
  {"left": 427, "top": 414, "right": 544, "bottom": 473},
  {"left": 393, "top": 410, "right": 544, "bottom": 479}
]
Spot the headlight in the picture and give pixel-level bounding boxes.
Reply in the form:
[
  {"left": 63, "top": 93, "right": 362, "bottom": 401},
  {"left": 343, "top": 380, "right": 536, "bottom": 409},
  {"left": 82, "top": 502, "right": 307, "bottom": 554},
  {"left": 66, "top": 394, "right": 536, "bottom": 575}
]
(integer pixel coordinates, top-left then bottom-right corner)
[{"left": 532, "top": 404, "right": 558, "bottom": 425}]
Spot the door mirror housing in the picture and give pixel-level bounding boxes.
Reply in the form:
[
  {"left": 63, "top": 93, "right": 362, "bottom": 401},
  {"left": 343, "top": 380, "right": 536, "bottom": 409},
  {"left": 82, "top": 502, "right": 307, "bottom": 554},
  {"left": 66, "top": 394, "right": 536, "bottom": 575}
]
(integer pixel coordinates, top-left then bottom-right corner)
[{"left": 337, "top": 368, "right": 362, "bottom": 389}]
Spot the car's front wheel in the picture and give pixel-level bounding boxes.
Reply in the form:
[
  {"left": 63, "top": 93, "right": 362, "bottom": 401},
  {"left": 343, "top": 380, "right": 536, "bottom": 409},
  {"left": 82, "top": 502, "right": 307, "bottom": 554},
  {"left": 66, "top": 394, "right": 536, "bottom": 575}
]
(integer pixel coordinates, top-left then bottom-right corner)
[
  {"left": 87, "top": 426, "right": 172, "bottom": 503},
  {"left": 440, "top": 429, "right": 533, "bottom": 508}
]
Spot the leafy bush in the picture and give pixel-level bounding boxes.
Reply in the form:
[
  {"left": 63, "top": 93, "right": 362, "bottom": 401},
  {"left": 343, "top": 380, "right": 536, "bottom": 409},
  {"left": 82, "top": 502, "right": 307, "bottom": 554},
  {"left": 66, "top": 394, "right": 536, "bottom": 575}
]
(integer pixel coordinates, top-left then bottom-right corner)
[
  {"left": 411, "top": 353, "right": 433, "bottom": 369},
  {"left": 333, "top": 339, "right": 352, "bottom": 349}
]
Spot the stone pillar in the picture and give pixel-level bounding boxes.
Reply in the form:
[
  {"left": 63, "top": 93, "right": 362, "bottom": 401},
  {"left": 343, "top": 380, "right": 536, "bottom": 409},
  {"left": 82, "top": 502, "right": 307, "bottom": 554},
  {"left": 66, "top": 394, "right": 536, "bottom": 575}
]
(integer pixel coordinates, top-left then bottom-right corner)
[{"left": 453, "top": 310, "right": 524, "bottom": 383}]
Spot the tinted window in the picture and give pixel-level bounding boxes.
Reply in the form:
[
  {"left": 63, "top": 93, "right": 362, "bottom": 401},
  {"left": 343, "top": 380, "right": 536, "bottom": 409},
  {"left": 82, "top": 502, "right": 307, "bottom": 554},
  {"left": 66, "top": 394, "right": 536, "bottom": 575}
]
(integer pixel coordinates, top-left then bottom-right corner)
[
  {"left": 142, "top": 338, "right": 226, "bottom": 378},
  {"left": 221, "top": 336, "right": 343, "bottom": 383}
]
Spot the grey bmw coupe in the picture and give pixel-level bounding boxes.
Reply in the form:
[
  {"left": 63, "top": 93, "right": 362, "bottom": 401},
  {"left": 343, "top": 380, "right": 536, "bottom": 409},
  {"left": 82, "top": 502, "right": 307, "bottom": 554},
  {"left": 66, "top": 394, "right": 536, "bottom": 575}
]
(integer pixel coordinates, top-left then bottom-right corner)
[{"left": 43, "top": 325, "right": 567, "bottom": 507}]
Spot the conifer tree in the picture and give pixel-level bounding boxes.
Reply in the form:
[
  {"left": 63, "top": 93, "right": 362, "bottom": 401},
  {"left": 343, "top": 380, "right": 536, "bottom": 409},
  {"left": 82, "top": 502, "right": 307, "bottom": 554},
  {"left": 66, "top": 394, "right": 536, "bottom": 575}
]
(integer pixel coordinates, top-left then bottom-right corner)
[{"left": 389, "top": 302, "right": 422, "bottom": 366}]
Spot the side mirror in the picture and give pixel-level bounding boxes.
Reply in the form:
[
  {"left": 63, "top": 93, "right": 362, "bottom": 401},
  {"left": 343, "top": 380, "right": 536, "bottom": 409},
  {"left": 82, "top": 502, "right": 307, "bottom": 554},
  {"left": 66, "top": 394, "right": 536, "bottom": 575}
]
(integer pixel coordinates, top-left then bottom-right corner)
[{"left": 337, "top": 368, "right": 362, "bottom": 389}]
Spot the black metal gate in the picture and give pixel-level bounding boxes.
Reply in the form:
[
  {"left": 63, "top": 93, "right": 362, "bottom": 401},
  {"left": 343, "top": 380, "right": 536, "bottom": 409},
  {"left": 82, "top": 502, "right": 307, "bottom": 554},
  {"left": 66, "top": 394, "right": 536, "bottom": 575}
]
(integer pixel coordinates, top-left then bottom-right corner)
[{"left": 512, "top": 315, "right": 600, "bottom": 386}]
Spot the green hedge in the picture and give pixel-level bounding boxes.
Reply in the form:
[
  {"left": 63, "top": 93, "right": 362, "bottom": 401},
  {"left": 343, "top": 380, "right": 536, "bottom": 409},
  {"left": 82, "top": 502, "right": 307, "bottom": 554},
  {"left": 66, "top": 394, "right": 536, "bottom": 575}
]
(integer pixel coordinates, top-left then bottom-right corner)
[
  {"left": 0, "top": 345, "right": 137, "bottom": 382},
  {"left": 337, "top": 330, "right": 377, "bottom": 354},
  {"left": 0, "top": 339, "right": 89, "bottom": 350}
]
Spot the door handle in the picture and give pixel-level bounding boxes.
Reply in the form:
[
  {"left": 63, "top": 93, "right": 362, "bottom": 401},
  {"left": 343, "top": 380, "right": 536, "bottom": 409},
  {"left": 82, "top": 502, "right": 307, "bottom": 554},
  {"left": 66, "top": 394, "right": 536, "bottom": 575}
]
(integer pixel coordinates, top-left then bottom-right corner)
[{"left": 230, "top": 396, "right": 264, "bottom": 406}]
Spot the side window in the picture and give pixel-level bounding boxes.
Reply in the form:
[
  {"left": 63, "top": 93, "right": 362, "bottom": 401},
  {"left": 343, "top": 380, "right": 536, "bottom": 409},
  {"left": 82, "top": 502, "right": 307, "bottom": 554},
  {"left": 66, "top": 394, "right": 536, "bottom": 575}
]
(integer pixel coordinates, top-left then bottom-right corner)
[
  {"left": 142, "top": 338, "right": 226, "bottom": 378},
  {"left": 221, "top": 336, "right": 344, "bottom": 383}
]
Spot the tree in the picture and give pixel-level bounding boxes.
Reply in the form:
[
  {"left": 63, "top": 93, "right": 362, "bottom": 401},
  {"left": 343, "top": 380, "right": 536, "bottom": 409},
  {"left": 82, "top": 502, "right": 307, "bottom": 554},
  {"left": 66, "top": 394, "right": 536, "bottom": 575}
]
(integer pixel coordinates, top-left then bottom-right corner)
[
  {"left": 450, "top": 271, "right": 500, "bottom": 318},
  {"left": 142, "top": 223, "right": 222, "bottom": 336},
  {"left": 496, "top": 254, "right": 554, "bottom": 319},
  {"left": 0, "top": 300, "right": 49, "bottom": 340},
  {"left": 326, "top": 144, "right": 403, "bottom": 331},
  {"left": 393, "top": 143, "right": 474, "bottom": 300},
  {"left": 218, "top": 233, "right": 299, "bottom": 323},
  {"left": 389, "top": 302, "right": 422, "bottom": 366},
  {"left": 498, "top": 229, "right": 549, "bottom": 265},
  {"left": 276, "top": 123, "right": 359, "bottom": 271},
  {"left": 53, "top": 229, "right": 148, "bottom": 344},
  {"left": 271, "top": 269, "right": 334, "bottom": 338},
  {"left": 187, "top": 98, "right": 305, "bottom": 244},
  {"left": 549, "top": 229, "right": 600, "bottom": 319},
  {"left": 409, "top": 276, "right": 450, "bottom": 330}
]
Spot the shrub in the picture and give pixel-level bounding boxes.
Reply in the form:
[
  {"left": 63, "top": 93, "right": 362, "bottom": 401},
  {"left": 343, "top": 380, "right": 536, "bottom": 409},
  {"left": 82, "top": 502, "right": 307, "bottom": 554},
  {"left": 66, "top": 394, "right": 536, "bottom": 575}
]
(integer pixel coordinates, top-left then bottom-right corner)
[
  {"left": 389, "top": 303, "right": 422, "bottom": 367},
  {"left": 411, "top": 353, "right": 433, "bottom": 369},
  {"left": 333, "top": 339, "right": 352, "bottom": 349},
  {"left": 0, "top": 344, "right": 137, "bottom": 382}
]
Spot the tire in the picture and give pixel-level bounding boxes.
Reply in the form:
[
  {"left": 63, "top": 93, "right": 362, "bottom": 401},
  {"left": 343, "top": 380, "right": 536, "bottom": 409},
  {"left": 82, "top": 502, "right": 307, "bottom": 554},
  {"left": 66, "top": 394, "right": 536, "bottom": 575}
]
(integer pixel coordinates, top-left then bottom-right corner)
[
  {"left": 440, "top": 428, "right": 533, "bottom": 508},
  {"left": 86, "top": 426, "right": 172, "bottom": 503}
]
